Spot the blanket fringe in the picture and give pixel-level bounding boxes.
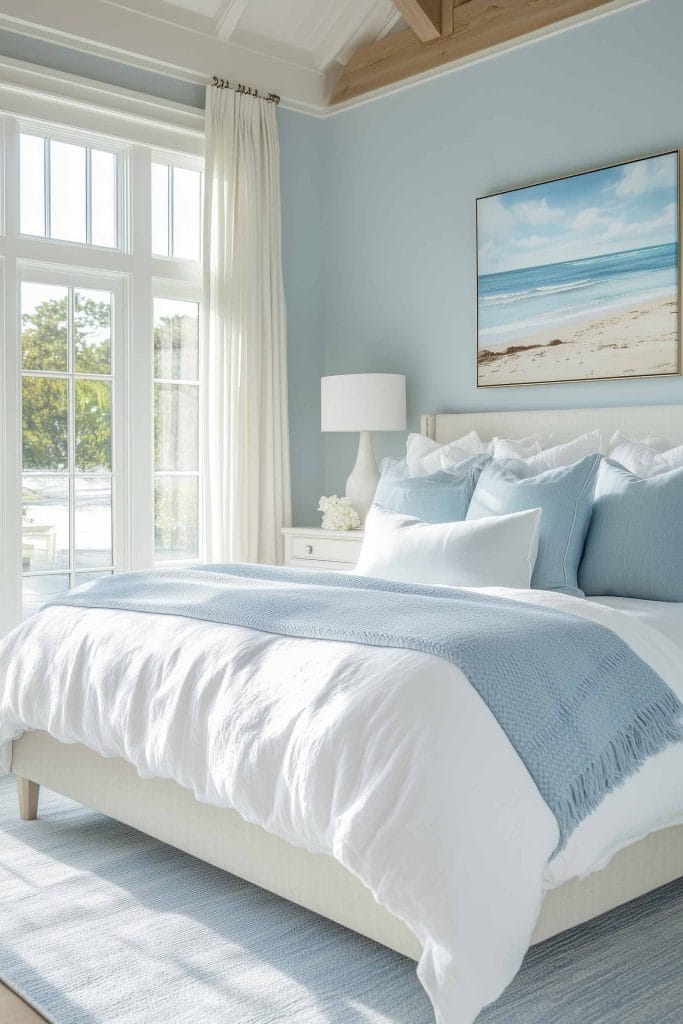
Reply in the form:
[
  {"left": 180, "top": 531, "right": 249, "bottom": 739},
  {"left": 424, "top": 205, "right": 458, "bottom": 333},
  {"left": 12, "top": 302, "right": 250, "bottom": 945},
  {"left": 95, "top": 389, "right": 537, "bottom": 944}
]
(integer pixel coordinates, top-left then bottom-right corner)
[{"left": 555, "top": 690, "right": 683, "bottom": 852}]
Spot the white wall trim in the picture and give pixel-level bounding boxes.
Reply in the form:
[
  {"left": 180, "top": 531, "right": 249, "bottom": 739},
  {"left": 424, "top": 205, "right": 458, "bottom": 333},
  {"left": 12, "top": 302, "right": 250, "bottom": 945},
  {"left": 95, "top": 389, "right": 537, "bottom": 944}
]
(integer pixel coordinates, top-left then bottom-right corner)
[
  {"left": 0, "top": 1, "right": 328, "bottom": 115},
  {"left": 327, "top": 0, "right": 648, "bottom": 116},
  {"left": 0, "top": 54, "right": 205, "bottom": 154},
  {"left": 0, "top": 0, "right": 649, "bottom": 119}
]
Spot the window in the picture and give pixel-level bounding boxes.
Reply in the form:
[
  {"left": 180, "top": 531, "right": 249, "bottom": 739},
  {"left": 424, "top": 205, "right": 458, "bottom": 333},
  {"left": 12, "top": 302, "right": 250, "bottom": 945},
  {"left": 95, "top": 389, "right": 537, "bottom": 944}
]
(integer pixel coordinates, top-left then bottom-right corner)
[
  {"left": 20, "top": 277, "right": 118, "bottom": 617},
  {"left": 1, "top": 115, "right": 203, "bottom": 633},
  {"left": 153, "top": 297, "right": 200, "bottom": 562},
  {"left": 151, "top": 161, "right": 202, "bottom": 260},
  {"left": 20, "top": 132, "right": 120, "bottom": 248}
]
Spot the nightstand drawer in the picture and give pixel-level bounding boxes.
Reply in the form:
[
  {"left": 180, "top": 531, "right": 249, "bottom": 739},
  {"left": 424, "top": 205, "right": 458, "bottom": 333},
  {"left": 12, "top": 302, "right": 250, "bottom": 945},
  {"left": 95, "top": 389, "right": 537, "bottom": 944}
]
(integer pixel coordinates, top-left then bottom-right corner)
[
  {"left": 282, "top": 528, "right": 364, "bottom": 570},
  {"left": 290, "top": 534, "right": 360, "bottom": 563}
]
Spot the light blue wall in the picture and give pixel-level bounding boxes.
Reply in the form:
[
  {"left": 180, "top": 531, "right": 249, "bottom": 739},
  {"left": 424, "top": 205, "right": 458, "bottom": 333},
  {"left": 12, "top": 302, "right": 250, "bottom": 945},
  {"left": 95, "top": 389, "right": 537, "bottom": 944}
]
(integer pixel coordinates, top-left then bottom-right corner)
[
  {"left": 5, "top": 2, "right": 683, "bottom": 521},
  {"left": 321, "top": 0, "right": 683, "bottom": 495},
  {"left": 0, "top": 29, "right": 205, "bottom": 107},
  {"left": 278, "top": 108, "right": 326, "bottom": 526}
]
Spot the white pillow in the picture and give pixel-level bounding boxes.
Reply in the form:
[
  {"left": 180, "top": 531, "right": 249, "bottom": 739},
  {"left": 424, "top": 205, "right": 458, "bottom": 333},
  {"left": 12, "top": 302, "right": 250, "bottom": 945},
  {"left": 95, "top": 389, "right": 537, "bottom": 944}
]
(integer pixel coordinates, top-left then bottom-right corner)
[
  {"left": 489, "top": 435, "right": 545, "bottom": 460},
  {"left": 406, "top": 430, "right": 484, "bottom": 475},
  {"left": 354, "top": 504, "right": 542, "bottom": 589},
  {"left": 608, "top": 431, "right": 683, "bottom": 477},
  {"left": 498, "top": 431, "right": 602, "bottom": 473}
]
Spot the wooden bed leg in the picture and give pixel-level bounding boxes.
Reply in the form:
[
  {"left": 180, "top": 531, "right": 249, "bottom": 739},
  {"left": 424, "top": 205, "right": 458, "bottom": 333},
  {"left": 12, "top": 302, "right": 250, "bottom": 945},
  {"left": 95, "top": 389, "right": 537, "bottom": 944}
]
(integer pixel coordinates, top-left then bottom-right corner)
[{"left": 16, "top": 776, "right": 40, "bottom": 821}]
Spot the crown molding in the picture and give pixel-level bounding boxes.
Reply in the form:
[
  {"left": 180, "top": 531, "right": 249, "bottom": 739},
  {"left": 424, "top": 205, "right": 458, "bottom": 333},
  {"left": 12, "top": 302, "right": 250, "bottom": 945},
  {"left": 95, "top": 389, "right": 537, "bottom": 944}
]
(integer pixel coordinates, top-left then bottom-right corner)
[
  {"left": 0, "top": 0, "right": 329, "bottom": 115},
  {"left": 329, "top": 0, "right": 647, "bottom": 114},
  {"left": 0, "top": 0, "right": 650, "bottom": 119},
  {"left": 0, "top": 52, "right": 205, "bottom": 152}
]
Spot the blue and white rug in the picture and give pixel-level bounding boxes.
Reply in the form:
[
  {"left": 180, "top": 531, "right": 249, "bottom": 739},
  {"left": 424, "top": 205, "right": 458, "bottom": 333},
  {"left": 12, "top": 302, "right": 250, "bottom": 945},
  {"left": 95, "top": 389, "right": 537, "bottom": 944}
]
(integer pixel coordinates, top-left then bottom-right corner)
[{"left": 0, "top": 776, "right": 680, "bottom": 1023}]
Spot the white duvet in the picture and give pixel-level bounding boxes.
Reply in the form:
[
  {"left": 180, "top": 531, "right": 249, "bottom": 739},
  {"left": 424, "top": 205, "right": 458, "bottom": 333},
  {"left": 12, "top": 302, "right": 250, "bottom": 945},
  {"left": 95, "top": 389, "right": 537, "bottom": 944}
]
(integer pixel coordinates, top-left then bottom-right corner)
[{"left": 0, "top": 587, "right": 682, "bottom": 1024}]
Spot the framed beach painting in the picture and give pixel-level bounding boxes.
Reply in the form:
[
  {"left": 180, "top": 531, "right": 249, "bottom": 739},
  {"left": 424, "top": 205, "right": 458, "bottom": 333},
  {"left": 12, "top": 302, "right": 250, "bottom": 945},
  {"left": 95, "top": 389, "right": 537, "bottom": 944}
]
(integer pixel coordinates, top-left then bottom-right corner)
[{"left": 476, "top": 150, "right": 680, "bottom": 387}]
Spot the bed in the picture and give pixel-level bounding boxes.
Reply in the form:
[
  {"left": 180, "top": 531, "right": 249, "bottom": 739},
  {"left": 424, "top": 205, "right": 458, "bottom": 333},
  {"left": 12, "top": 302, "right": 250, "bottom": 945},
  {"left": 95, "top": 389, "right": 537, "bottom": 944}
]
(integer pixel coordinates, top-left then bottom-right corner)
[{"left": 3, "top": 404, "right": 683, "bottom": 1024}]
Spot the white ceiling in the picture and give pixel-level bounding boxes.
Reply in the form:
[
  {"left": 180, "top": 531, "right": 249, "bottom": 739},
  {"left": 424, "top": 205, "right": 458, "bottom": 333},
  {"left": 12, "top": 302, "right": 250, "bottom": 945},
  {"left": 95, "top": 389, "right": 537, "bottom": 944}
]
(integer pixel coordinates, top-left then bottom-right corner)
[
  {"left": 0, "top": 0, "right": 638, "bottom": 114},
  {"left": 110, "top": 0, "right": 403, "bottom": 71}
]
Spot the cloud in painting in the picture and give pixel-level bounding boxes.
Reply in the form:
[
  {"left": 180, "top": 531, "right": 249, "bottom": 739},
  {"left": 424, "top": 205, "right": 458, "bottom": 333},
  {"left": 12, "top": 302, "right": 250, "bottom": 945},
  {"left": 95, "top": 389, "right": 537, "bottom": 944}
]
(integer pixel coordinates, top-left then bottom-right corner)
[
  {"left": 513, "top": 198, "right": 564, "bottom": 226},
  {"left": 614, "top": 156, "right": 678, "bottom": 197},
  {"left": 478, "top": 153, "right": 678, "bottom": 275}
]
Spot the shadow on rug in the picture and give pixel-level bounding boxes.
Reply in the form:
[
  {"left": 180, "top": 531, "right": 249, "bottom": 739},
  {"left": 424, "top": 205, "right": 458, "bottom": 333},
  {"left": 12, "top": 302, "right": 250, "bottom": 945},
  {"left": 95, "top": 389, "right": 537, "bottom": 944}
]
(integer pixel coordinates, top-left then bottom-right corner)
[{"left": 0, "top": 776, "right": 680, "bottom": 1023}]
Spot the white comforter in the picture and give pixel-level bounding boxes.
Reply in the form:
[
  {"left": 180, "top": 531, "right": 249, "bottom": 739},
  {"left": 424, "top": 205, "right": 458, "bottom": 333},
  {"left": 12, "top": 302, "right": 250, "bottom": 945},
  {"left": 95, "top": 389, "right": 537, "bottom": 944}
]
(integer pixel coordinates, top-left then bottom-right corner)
[{"left": 1, "top": 587, "right": 682, "bottom": 1024}]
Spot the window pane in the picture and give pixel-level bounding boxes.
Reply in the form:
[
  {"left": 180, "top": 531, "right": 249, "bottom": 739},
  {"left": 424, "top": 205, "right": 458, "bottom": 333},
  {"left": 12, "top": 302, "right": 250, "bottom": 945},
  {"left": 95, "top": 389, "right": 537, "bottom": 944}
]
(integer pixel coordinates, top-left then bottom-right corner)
[
  {"left": 75, "top": 569, "right": 112, "bottom": 586},
  {"left": 155, "top": 384, "right": 198, "bottom": 471},
  {"left": 22, "top": 377, "right": 68, "bottom": 471},
  {"left": 154, "top": 298, "right": 199, "bottom": 379},
  {"left": 50, "top": 140, "right": 86, "bottom": 243},
  {"left": 75, "top": 289, "right": 112, "bottom": 374},
  {"left": 75, "top": 477, "right": 112, "bottom": 569},
  {"left": 20, "top": 134, "right": 45, "bottom": 237},
  {"left": 22, "top": 476, "right": 69, "bottom": 571},
  {"left": 152, "top": 162, "right": 169, "bottom": 256},
  {"left": 75, "top": 379, "right": 111, "bottom": 472},
  {"left": 172, "top": 167, "right": 201, "bottom": 260},
  {"left": 21, "top": 282, "right": 68, "bottom": 372},
  {"left": 155, "top": 476, "right": 198, "bottom": 561},
  {"left": 91, "top": 149, "right": 117, "bottom": 248},
  {"left": 22, "top": 574, "right": 70, "bottom": 619}
]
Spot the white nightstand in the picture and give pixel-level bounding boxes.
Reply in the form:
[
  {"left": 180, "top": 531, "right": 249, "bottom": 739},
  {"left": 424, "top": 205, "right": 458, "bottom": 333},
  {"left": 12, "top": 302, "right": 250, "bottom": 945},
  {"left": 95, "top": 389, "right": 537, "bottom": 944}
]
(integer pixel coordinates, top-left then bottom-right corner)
[{"left": 282, "top": 527, "right": 364, "bottom": 571}]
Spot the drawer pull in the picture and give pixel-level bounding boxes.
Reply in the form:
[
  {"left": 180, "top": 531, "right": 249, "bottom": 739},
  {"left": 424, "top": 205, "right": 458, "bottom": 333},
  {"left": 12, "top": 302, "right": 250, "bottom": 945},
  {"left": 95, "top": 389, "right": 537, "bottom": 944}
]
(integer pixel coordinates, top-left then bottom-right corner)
[{"left": 305, "top": 544, "right": 313, "bottom": 555}]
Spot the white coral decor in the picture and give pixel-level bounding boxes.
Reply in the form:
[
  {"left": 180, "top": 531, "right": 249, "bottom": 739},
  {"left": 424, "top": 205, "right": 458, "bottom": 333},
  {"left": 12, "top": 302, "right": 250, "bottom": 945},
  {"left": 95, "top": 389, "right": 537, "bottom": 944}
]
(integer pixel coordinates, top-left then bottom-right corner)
[{"left": 318, "top": 494, "right": 361, "bottom": 531}]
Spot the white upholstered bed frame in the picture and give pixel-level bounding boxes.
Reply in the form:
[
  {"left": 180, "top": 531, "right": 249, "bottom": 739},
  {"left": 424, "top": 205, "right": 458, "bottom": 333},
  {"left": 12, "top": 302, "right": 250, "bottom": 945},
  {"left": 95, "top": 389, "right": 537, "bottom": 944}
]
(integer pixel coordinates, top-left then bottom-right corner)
[{"left": 11, "top": 403, "right": 683, "bottom": 962}]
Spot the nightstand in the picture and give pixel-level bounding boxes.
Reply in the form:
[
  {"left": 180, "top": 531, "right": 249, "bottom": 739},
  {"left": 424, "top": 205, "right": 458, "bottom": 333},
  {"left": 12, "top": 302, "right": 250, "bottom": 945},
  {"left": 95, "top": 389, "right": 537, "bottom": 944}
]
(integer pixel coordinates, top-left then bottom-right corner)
[{"left": 281, "top": 527, "right": 364, "bottom": 571}]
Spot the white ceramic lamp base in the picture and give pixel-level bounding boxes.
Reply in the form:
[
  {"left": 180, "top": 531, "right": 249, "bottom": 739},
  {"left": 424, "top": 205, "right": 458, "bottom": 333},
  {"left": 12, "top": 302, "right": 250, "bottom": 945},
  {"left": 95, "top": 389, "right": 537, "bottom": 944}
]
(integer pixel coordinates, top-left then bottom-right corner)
[{"left": 345, "top": 431, "right": 380, "bottom": 523}]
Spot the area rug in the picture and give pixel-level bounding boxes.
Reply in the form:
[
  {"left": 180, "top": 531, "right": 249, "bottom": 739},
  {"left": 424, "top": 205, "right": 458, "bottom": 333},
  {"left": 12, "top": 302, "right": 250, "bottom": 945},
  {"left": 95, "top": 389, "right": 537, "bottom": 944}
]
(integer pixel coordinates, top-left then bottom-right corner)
[{"left": 0, "top": 775, "right": 680, "bottom": 1024}]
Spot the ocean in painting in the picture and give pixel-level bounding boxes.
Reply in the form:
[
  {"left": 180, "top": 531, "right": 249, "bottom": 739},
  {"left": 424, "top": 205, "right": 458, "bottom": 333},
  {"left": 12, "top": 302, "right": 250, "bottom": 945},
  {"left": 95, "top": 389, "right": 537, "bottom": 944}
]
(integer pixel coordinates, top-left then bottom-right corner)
[{"left": 478, "top": 242, "right": 678, "bottom": 348}]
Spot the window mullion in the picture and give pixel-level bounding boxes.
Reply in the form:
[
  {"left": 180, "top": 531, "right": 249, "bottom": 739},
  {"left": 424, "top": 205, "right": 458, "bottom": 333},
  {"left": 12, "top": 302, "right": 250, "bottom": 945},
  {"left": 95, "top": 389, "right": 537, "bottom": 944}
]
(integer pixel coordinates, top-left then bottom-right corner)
[
  {"left": 168, "top": 164, "right": 174, "bottom": 259},
  {"left": 0, "top": 116, "right": 22, "bottom": 633},
  {"left": 44, "top": 138, "right": 51, "bottom": 239},
  {"left": 127, "top": 144, "right": 154, "bottom": 571},
  {"left": 85, "top": 147, "right": 92, "bottom": 246},
  {"left": 67, "top": 286, "right": 76, "bottom": 589}
]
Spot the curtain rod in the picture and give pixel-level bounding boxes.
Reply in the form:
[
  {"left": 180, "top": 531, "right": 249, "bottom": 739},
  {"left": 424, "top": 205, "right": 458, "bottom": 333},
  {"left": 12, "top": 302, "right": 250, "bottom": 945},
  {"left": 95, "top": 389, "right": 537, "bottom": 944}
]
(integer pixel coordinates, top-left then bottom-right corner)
[{"left": 211, "top": 76, "right": 280, "bottom": 105}]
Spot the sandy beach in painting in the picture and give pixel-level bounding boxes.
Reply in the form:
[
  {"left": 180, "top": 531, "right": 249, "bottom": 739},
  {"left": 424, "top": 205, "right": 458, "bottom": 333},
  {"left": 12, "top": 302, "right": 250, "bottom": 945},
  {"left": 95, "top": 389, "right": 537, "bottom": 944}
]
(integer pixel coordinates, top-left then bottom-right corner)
[
  {"left": 476, "top": 152, "right": 680, "bottom": 387},
  {"left": 478, "top": 293, "right": 679, "bottom": 385}
]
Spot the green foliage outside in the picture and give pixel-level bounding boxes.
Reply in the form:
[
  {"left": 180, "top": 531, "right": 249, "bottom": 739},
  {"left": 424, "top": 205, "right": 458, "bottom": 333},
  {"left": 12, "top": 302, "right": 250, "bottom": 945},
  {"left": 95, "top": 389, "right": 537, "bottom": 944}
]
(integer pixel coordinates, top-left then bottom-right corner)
[
  {"left": 21, "top": 293, "right": 199, "bottom": 559},
  {"left": 21, "top": 294, "right": 111, "bottom": 473}
]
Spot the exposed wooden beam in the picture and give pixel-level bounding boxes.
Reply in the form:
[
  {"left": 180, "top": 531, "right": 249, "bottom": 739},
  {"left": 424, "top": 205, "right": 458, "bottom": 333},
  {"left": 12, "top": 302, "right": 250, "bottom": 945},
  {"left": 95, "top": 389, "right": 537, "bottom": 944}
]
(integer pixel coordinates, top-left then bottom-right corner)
[
  {"left": 441, "top": 0, "right": 454, "bottom": 37},
  {"left": 392, "top": 0, "right": 442, "bottom": 42},
  {"left": 332, "top": 0, "right": 627, "bottom": 105}
]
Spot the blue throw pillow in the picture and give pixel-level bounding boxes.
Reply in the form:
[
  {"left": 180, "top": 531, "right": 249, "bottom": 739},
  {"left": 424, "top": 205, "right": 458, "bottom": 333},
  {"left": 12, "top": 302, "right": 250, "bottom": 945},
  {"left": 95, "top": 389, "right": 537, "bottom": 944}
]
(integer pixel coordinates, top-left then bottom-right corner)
[
  {"left": 467, "top": 454, "right": 600, "bottom": 595},
  {"left": 374, "top": 455, "right": 490, "bottom": 524},
  {"left": 579, "top": 459, "right": 683, "bottom": 601}
]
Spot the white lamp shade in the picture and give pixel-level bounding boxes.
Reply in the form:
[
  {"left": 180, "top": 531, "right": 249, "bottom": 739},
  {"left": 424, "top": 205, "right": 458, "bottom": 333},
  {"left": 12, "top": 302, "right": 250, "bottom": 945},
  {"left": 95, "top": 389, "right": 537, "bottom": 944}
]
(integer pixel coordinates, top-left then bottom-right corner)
[{"left": 321, "top": 374, "right": 406, "bottom": 433}]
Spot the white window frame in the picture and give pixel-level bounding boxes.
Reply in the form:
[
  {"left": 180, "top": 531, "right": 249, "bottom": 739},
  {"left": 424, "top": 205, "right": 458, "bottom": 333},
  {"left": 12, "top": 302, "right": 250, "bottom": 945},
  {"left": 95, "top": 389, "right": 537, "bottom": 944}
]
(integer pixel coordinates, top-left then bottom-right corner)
[
  {"left": 151, "top": 148, "right": 204, "bottom": 263},
  {"left": 18, "top": 263, "right": 125, "bottom": 596},
  {"left": 152, "top": 278, "right": 203, "bottom": 567},
  {"left": 17, "top": 122, "right": 129, "bottom": 252},
  {"left": 0, "top": 100, "right": 203, "bottom": 633}
]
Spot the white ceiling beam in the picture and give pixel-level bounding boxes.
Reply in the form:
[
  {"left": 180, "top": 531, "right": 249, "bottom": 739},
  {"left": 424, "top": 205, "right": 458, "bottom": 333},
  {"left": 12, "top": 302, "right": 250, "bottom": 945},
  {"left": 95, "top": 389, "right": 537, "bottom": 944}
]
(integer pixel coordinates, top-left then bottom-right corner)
[
  {"left": 321, "top": 0, "right": 402, "bottom": 70},
  {"left": 214, "top": 0, "right": 252, "bottom": 41},
  {"left": 0, "top": 0, "right": 329, "bottom": 113}
]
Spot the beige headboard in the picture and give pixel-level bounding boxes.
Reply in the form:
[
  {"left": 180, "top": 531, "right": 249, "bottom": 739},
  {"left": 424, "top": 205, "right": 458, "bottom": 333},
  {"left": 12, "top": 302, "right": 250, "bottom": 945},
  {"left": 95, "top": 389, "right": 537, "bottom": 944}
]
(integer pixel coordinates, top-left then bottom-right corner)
[{"left": 420, "top": 405, "right": 683, "bottom": 449}]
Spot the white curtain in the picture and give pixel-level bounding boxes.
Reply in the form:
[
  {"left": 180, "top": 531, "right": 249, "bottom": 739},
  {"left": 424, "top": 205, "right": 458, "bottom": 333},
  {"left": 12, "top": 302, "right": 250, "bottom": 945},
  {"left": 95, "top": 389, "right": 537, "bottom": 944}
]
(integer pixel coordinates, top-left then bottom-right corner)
[{"left": 202, "top": 85, "right": 291, "bottom": 564}]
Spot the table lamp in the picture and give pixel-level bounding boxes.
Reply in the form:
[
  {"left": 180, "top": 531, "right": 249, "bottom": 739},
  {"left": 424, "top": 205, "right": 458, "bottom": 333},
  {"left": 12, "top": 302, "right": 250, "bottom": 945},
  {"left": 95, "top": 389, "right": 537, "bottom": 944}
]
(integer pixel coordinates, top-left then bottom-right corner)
[{"left": 321, "top": 373, "right": 407, "bottom": 521}]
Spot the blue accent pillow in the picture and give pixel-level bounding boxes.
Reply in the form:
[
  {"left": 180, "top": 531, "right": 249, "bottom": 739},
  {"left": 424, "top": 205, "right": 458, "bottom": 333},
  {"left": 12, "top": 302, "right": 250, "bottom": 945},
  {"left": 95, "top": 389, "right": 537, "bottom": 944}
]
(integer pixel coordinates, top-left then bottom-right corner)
[
  {"left": 374, "top": 455, "right": 490, "bottom": 524},
  {"left": 579, "top": 459, "right": 683, "bottom": 601},
  {"left": 467, "top": 454, "right": 600, "bottom": 595}
]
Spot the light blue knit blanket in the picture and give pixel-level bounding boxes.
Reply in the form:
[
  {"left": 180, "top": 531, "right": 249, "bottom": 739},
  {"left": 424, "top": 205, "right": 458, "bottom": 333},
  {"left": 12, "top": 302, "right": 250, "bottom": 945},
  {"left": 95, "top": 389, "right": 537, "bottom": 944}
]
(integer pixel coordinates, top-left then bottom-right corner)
[{"left": 49, "top": 564, "right": 683, "bottom": 850}]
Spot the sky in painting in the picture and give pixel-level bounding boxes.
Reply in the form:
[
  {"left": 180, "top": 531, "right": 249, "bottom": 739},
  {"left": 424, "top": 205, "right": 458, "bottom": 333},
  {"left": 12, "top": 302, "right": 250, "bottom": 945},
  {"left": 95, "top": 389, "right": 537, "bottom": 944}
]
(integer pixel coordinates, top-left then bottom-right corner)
[{"left": 477, "top": 152, "right": 678, "bottom": 276}]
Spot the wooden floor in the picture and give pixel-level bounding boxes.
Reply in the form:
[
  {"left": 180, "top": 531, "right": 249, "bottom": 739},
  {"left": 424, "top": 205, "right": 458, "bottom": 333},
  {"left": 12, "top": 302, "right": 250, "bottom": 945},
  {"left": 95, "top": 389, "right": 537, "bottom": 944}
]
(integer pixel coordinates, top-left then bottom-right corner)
[{"left": 0, "top": 983, "right": 47, "bottom": 1023}]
